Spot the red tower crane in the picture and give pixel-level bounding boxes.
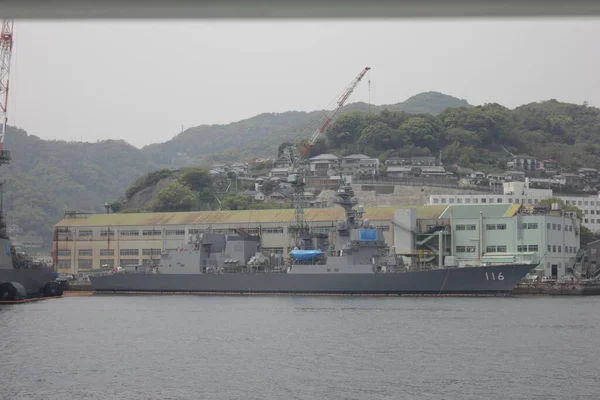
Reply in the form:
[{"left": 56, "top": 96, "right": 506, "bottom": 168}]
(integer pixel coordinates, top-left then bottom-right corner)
[
  {"left": 0, "top": 19, "right": 14, "bottom": 165},
  {"left": 288, "top": 66, "right": 371, "bottom": 242}
]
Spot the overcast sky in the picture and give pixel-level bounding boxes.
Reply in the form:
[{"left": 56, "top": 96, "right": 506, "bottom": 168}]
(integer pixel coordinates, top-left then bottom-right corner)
[{"left": 7, "top": 18, "right": 600, "bottom": 148}]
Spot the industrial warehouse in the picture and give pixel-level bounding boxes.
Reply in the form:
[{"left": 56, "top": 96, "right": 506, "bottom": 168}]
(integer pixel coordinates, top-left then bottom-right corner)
[{"left": 53, "top": 202, "right": 580, "bottom": 280}]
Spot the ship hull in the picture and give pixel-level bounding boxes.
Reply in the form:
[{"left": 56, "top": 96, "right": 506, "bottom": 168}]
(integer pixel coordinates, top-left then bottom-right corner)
[
  {"left": 0, "top": 268, "right": 59, "bottom": 298},
  {"left": 89, "top": 264, "right": 534, "bottom": 296}
]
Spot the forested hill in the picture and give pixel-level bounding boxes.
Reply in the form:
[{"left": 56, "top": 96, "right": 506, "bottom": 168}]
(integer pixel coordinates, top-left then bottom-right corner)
[
  {"left": 317, "top": 99, "right": 600, "bottom": 172},
  {"left": 1, "top": 91, "right": 470, "bottom": 243},
  {"left": 141, "top": 91, "right": 472, "bottom": 167},
  {"left": 2, "top": 127, "right": 162, "bottom": 239}
]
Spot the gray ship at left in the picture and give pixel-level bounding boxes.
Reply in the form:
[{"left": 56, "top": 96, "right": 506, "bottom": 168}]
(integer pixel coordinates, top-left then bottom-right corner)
[{"left": 0, "top": 185, "right": 62, "bottom": 300}]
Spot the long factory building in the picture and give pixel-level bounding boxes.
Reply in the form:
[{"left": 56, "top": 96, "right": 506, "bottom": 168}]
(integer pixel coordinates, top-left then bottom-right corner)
[{"left": 53, "top": 203, "right": 581, "bottom": 280}]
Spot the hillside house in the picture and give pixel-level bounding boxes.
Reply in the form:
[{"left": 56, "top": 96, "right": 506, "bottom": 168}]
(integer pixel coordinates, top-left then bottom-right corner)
[
  {"left": 268, "top": 191, "right": 291, "bottom": 203},
  {"left": 504, "top": 170, "right": 526, "bottom": 182},
  {"left": 340, "top": 154, "right": 380, "bottom": 177},
  {"left": 558, "top": 173, "right": 583, "bottom": 189},
  {"left": 538, "top": 159, "right": 559, "bottom": 172},
  {"left": 507, "top": 155, "right": 538, "bottom": 172},
  {"left": 411, "top": 156, "right": 437, "bottom": 166},
  {"left": 385, "top": 156, "right": 438, "bottom": 166},
  {"left": 308, "top": 153, "right": 339, "bottom": 177},
  {"left": 269, "top": 167, "right": 289, "bottom": 179}
]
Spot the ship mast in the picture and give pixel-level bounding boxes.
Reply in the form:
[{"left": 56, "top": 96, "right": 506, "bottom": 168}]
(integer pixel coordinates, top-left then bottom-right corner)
[{"left": 333, "top": 175, "right": 364, "bottom": 230}]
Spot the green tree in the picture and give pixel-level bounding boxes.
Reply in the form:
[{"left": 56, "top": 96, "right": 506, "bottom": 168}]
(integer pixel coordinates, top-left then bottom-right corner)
[
  {"left": 178, "top": 168, "right": 212, "bottom": 192},
  {"left": 151, "top": 181, "right": 196, "bottom": 212}
]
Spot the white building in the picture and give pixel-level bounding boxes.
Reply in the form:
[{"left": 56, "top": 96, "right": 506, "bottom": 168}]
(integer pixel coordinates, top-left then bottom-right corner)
[{"left": 429, "top": 179, "right": 600, "bottom": 232}]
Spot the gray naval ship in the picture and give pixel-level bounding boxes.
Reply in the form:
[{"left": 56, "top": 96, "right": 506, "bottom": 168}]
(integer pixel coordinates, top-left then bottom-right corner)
[
  {"left": 0, "top": 191, "right": 62, "bottom": 301},
  {"left": 89, "top": 180, "right": 535, "bottom": 296}
]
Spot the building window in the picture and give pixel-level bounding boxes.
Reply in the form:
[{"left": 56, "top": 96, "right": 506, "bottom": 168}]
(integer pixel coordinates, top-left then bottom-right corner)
[
  {"left": 585, "top": 219, "right": 589, "bottom": 223},
  {"left": 496, "top": 224, "right": 506, "bottom": 230},
  {"left": 578, "top": 201, "right": 583, "bottom": 205},
  {"left": 497, "top": 198, "right": 502, "bottom": 203},
  {"left": 569, "top": 226, "right": 573, "bottom": 232},
  {"left": 142, "top": 230, "right": 162, "bottom": 236},
  {"left": 466, "top": 246, "right": 476, "bottom": 253},
  {"left": 486, "top": 246, "right": 496, "bottom": 253},
  {"left": 547, "top": 245, "right": 551, "bottom": 252},
  {"left": 189, "top": 229, "right": 204, "bottom": 234},
  {"left": 120, "top": 259, "right": 139, "bottom": 266},
  {"left": 473, "top": 198, "right": 479, "bottom": 203},
  {"left": 456, "top": 225, "right": 465, "bottom": 231},
  {"left": 441, "top": 198, "right": 447, "bottom": 204},
  {"left": 557, "top": 225, "right": 561, "bottom": 231},
  {"left": 528, "top": 245, "right": 539, "bottom": 252},
  {"left": 486, "top": 224, "right": 496, "bottom": 230},
  {"left": 120, "top": 249, "right": 140, "bottom": 256},
  {"left": 466, "top": 198, "right": 471, "bottom": 204},
  {"left": 527, "top": 223, "right": 538, "bottom": 229},
  {"left": 142, "top": 249, "right": 162, "bottom": 256},
  {"left": 497, "top": 245, "right": 507, "bottom": 252},
  {"left": 78, "top": 259, "right": 93, "bottom": 269},
  {"left": 456, "top": 246, "right": 466, "bottom": 253},
  {"left": 547, "top": 223, "right": 551, "bottom": 230},
  {"left": 166, "top": 230, "right": 185, "bottom": 236},
  {"left": 57, "top": 260, "right": 71, "bottom": 269},
  {"left": 120, "top": 230, "right": 140, "bottom": 236},
  {"left": 466, "top": 225, "right": 476, "bottom": 231},
  {"left": 552, "top": 245, "right": 556, "bottom": 253},
  {"left": 100, "top": 230, "right": 115, "bottom": 237},
  {"left": 78, "top": 249, "right": 92, "bottom": 256},
  {"left": 585, "top": 201, "right": 589, "bottom": 206},
  {"left": 552, "top": 224, "right": 556, "bottom": 230},
  {"left": 517, "top": 245, "right": 527, "bottom": 252},
  {"left": 457, "top": 198, "right": 462, "bottom": 204},
  {"left": 100, "top": 249, "right": 114, "bottom": 256},
  {"left": 433, "top": 198, "right": 439, "bottom": 204},
  {"left": 56, "top": 249, "right": 71, "bottom": 257},
  {"left": 78, "top": 230, "right": 93, "bottom": 238},
  {"left": 558, "top": 246, "right": 562, "bottom": 252},
  {"left": 481, "top": 198, "right": 487, "bottom": 203},
  {"left": 592, "top": 210, "right": 596, "bottom": 215},
  {"left": 100, "top": 259, "right": 114, "bottom": 269},
  {"left": 263, "top": 228, "right": 284, "bottom": 234},
  {"left": 57, "top": 230, "right": 73, "bottom": 240},
  {"left": 585, "top": 210, "right": 589, "bottom": 215},
  {"left": 449, "top": 198, "right": 455, "bottom": 203}
]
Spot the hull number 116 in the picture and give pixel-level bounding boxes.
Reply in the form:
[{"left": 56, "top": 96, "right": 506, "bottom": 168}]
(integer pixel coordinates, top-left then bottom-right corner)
[{"left": 485, "top": 272, "right": 504, "bottom": 281}]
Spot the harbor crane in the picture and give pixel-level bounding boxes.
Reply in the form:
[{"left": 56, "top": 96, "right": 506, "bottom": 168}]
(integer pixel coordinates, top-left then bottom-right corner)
[
  {"left": 0, "top": 19, "right": 13, "bottom": 166},
  {"left": 287, "top": 66, "right": 371, "bottom": 244}
]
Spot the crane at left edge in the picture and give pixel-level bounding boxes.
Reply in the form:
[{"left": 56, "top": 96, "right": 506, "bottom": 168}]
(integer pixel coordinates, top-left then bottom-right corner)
[{"left": 0, "top": 18, "right": 13, "bottom": 166}]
